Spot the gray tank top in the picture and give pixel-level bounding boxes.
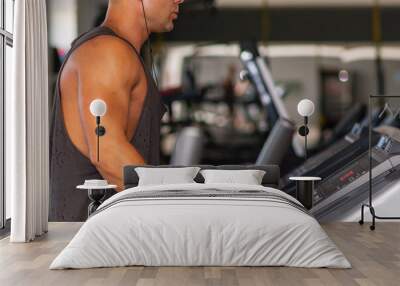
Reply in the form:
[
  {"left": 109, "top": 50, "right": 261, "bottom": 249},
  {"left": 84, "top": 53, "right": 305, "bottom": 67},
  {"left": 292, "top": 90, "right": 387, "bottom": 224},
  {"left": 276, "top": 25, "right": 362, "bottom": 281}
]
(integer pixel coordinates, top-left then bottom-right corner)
[{"left": 49, "top": 26, "right": 166, "bottom": 221}]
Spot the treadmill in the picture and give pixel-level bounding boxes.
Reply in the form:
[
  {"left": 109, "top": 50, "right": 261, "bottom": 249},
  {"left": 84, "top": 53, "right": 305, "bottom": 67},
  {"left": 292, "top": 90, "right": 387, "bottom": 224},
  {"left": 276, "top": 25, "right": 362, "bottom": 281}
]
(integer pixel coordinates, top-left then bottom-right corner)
[
  {"left": 281, "top": 111, "right": 390, "bottom": 196},
  {"left": 311, "top": 127, "right": 400, "bottom": 222},
  {"left": 239, "top": 42, "right": 296, "bottom": 166},
  {"left": 333, "top": 175, "right": 400, "bottom": 222},
  {"left": 171, "top": 42, "right": 294, "bottom": 166}
]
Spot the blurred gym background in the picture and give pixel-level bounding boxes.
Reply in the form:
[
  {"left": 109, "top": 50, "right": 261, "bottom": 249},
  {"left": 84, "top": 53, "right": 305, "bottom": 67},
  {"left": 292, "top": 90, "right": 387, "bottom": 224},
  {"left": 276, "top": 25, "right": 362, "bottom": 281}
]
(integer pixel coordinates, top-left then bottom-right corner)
[{"left": 46, "top": 0, "right": 400, "bottom": 173}]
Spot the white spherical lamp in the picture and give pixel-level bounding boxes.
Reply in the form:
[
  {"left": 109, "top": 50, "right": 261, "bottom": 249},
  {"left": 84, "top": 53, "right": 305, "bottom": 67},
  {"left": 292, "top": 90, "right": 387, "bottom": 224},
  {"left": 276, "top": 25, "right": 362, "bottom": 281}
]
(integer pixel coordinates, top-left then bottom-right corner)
[
  {"left": 90, "top": 99, "right": 107, "bottom": 162},
  {"left": 297, "top": 99, "right": 315, "bottom": 117},
  {"left": 297, "top": 99, "right": 315, "bottom": 160},
  {"left": 90, "top": 99, "right": 107, "bottom": 117}
]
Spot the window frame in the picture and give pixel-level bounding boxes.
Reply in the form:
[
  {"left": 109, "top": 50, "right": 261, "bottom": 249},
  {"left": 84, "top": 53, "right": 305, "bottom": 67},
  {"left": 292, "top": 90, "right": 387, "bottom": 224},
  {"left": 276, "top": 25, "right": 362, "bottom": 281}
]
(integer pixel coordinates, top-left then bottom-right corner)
[{"left": 1, "top": 0, "right": 14, "bottom": 230}]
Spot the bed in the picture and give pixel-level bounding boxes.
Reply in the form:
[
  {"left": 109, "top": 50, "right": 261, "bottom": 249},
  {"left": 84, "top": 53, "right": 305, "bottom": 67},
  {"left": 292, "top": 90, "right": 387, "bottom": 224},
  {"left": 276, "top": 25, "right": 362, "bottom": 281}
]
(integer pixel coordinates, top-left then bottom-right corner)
[{"left": 50, "top": 165, "right": 350, "bottom": 269}]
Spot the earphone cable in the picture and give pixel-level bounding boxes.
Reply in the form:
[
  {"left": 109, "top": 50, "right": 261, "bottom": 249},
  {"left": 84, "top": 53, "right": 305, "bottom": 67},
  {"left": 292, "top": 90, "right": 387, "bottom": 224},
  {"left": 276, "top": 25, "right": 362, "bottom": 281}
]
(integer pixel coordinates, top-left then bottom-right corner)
[{"left": 140, "top": 1, "right": 159, "bottom": 87}]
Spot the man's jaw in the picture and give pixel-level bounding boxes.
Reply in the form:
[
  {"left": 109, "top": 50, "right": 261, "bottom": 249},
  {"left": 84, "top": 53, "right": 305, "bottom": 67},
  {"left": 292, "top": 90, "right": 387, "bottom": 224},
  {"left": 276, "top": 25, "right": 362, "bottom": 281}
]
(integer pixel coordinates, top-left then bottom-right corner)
[{"left": 166, "top": 22, "right": 174, "bottom": 32}]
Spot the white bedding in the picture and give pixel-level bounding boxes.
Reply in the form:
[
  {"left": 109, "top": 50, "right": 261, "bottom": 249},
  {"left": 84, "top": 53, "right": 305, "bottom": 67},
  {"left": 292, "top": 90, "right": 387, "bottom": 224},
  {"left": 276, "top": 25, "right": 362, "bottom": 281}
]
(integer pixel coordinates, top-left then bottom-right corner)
[{"left": 50, "top": 183, "right": 351, "bottom": 269}]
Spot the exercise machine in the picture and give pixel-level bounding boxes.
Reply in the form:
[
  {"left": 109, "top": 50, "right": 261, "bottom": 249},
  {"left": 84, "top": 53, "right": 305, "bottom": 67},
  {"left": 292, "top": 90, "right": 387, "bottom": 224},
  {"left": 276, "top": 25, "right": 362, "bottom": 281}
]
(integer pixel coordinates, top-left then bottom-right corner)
[
  {"left": 239, "top": 42, "right": 296, "bottom": 166},
  {"left": 310, "top": 126, "right": 400, "bottom": 222},
  {"left": 281, "top": 109, "right": 392, "bottom": 195}
]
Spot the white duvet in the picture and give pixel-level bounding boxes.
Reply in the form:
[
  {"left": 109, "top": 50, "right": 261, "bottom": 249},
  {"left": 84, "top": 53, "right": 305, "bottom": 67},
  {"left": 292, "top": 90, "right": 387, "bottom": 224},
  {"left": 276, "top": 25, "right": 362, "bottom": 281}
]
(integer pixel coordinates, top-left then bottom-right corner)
[{"left": 50, "top": 183, "right": 351, "bottom": 269}]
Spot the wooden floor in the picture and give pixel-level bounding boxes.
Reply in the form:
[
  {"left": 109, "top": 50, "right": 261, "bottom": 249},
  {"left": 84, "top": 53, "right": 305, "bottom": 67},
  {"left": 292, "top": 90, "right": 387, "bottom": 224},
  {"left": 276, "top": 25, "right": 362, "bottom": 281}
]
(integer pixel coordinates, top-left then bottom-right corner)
[{"left": 0, "top": 223, "right": 399, "bottom": 286}]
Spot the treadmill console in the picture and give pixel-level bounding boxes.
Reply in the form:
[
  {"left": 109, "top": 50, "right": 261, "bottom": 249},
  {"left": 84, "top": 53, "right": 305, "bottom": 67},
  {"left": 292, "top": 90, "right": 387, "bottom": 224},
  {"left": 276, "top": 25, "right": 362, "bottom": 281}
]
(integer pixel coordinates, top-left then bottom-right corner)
[
  {"left": 314, "top": 155, "right": 376, "bottom": 204},
  {"left": 314, "top": 136, "right": 392, "bottom": 205}
]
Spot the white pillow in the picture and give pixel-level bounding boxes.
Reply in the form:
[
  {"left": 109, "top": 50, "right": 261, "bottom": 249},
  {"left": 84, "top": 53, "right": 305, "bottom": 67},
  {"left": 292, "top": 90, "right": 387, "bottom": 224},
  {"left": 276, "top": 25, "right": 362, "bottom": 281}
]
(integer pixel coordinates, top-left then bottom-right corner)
[
  {"left": 135, "top": 167, "right": 201, "bottom": 186},
  {"left": 200, "top": 169, "right": 266, "bottom": 185}
]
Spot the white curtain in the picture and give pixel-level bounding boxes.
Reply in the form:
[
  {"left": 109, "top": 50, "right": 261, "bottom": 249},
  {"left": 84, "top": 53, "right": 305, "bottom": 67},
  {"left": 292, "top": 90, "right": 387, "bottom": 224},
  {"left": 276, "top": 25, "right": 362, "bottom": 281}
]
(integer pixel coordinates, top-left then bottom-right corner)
[{"left": 8, "top": 0, "right": 49, "bottom": 242}]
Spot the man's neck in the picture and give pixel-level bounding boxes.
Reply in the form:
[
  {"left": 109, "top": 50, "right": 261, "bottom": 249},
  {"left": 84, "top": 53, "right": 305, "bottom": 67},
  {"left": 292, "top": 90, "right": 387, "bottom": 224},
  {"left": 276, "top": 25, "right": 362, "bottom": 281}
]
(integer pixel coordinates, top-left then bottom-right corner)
[{"left": 101, "top": 3, "right": 149, "bottom": 52}]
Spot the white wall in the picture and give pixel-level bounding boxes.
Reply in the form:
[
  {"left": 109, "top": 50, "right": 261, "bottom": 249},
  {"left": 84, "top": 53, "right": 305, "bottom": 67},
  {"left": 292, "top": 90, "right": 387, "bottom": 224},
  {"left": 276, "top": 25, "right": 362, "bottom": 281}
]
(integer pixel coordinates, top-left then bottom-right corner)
[
  {"left": 48, "top": 0, "right": 107, "bottom": 47},
  {"left": 48, "top": 0, "right": 78, "bottom": 49}
]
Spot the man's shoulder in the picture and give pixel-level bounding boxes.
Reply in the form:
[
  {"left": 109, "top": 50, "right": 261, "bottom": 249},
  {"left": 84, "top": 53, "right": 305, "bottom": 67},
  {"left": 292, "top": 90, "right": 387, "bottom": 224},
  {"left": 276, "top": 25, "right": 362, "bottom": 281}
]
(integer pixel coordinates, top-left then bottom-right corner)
[
  {"left": 73, "top": 35, "right": 141, "bottom": 69},
  {"left": 71, "top": 35, "right": 142, "bottom": 84}
]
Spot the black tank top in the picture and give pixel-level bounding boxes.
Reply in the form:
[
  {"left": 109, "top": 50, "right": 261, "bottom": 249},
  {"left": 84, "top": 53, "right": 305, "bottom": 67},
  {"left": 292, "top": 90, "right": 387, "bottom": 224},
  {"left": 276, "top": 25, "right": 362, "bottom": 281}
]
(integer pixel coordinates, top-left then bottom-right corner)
[{"left": 49, "top": 26, "right": 166, "bottom": 221}]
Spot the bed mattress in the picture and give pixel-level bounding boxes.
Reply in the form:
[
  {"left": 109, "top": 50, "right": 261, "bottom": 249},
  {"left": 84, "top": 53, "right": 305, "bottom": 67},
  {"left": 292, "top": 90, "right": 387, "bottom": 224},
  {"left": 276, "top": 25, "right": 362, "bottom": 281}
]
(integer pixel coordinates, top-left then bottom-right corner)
[{"left": 50, "top": 183, "right": 350, "bottom": 269}]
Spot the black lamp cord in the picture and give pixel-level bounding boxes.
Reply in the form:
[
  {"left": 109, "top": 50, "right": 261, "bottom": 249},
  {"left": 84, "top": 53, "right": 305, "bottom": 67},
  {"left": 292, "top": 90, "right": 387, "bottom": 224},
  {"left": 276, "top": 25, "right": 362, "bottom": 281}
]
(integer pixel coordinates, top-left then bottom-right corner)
[
  {"left": 140, "top": 0, "right": 159, "bottom": 87},
  {"left": 96, "top": 116, "right": 100, "bottom": 162},
  {"left": 304, "top": 116, "right": 308, "bottom": 160}
]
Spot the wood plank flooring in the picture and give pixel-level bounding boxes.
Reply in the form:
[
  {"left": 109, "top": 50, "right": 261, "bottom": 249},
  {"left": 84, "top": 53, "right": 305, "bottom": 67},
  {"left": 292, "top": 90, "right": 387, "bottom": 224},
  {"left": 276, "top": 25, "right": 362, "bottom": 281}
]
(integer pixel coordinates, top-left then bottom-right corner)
[{"left": 0, "top": 222, "right": 399, "bottom": 286}]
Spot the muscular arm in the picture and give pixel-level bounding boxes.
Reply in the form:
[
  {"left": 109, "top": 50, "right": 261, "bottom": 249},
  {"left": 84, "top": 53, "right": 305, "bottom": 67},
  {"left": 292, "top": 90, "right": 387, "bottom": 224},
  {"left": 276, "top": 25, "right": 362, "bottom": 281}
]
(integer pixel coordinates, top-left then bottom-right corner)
[{"left": 76, "top": 37, "right": 146, "bottom": 190}]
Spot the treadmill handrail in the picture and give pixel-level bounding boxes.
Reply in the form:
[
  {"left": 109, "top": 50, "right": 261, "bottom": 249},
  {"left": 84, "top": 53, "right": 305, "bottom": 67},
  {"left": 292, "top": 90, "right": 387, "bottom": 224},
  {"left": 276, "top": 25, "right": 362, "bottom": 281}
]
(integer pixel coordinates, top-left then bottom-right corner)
[
  {"left": 240, "top": 46, "right": 293, "bottom": 123},
  {"left": 255, "top": 57, "right": 292, "bottom": 121}
]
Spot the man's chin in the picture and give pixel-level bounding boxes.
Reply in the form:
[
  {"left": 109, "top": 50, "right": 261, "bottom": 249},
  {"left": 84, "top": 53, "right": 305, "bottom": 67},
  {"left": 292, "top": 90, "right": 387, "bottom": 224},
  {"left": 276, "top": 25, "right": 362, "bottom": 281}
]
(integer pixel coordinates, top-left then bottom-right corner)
[
  {"left": 154, "top": 22, "right": 174, "bottom": 33},
  {"left": 162, "top": 21, "right": 175, "bottom": 32},
  {"left": 165, "top": 23, "right": 174, "bottom": 32}
]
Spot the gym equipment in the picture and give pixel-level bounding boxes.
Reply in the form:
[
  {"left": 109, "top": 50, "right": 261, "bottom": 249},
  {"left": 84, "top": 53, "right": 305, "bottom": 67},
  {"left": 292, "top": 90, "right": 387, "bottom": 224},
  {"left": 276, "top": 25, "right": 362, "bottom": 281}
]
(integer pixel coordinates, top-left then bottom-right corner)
[
  {"left": 168, "top": 42, "right": 300, "bottom": 166},
  {"left": 282, "top": 125, "right": 370, "bottom": 195},
  {"left": 170, "top": 126, "right": 205, "bottom": 165},
  {"left": 310, "top": 126, "right": 400, "bottom": 222},
  {"left": 359, "top": 95, "right": 400, "bottom": 230},
  {"left": 281, "top": 109, "right": 390, "bottom": 196},
  {"left": 239, "top": 42, "right": 296, "bottom": 166},
  {"left": 320, "top": 103, "right": 366, "bottom": 149}
]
